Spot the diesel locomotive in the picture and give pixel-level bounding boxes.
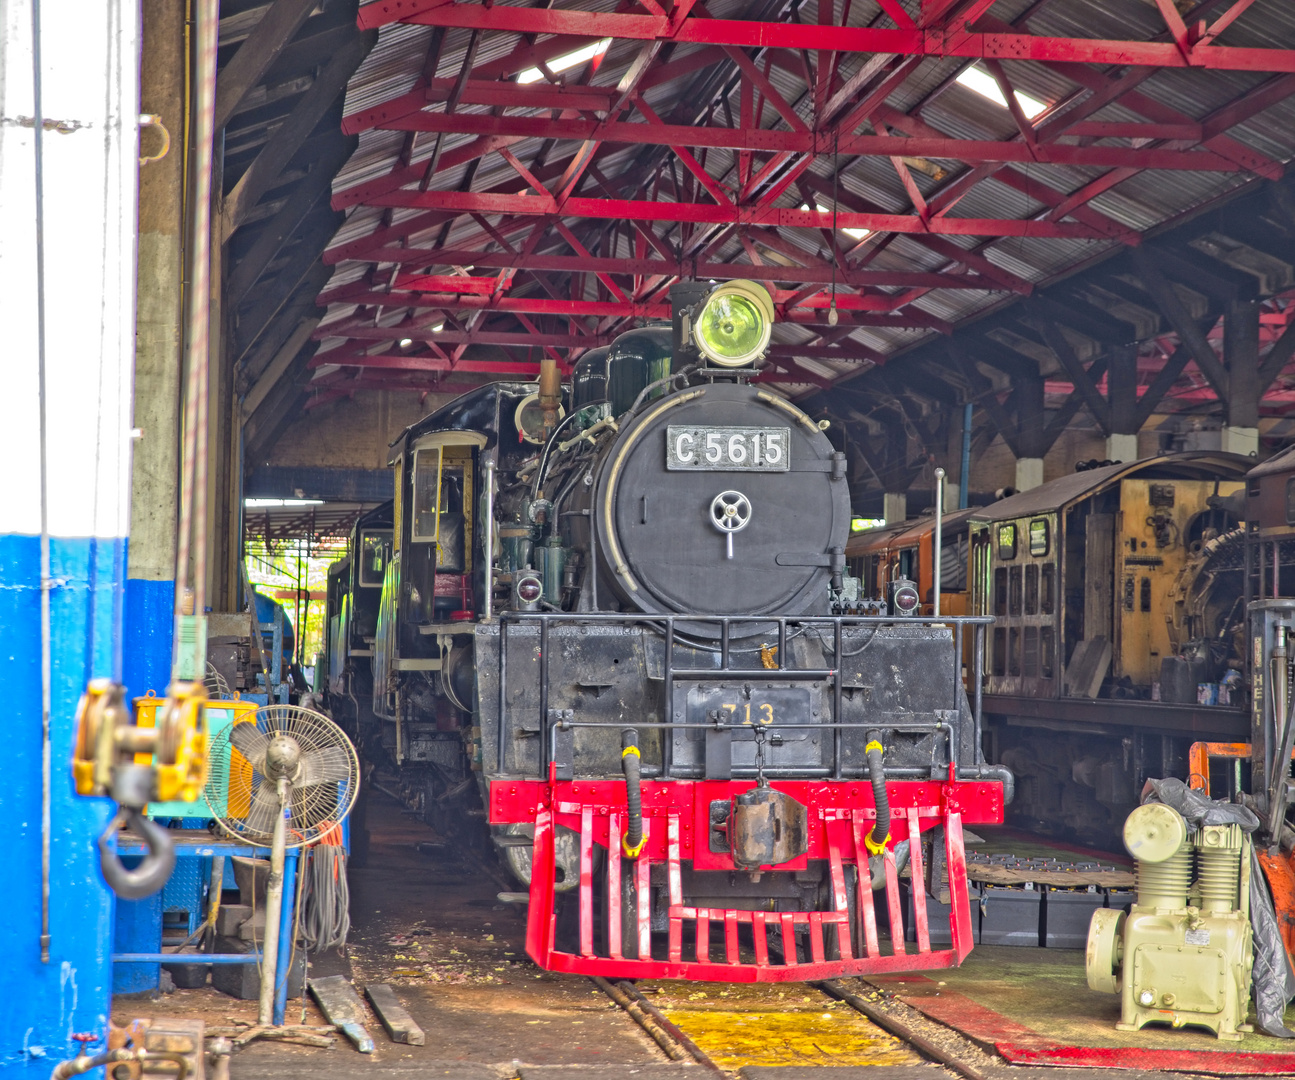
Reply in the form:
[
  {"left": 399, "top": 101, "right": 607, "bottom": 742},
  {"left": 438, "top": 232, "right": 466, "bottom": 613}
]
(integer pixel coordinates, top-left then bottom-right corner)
[{"left": 323, "top": 280, "right": 1009, "bottom": 980}]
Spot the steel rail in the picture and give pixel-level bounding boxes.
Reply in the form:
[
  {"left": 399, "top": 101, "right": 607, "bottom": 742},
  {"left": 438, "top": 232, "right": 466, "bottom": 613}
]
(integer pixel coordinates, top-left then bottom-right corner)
[
  {"left": 815, "top": 980, "right": 992, "bottom": 1080},
  {"left": 592, "top": 977, "right": 723, "bottom": 1073}
]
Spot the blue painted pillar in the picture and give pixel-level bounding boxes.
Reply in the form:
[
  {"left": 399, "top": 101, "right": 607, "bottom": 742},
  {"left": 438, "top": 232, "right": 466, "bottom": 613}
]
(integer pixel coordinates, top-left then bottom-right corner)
[{"left": 0, "top": 0, "right": 141, "bottom": 1070}]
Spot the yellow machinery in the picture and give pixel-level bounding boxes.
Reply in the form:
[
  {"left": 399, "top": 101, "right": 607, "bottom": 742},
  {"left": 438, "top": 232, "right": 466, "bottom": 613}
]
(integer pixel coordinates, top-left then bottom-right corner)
[{"left": 1087, "top": 802, "right": 1253, "bottom": 1040}]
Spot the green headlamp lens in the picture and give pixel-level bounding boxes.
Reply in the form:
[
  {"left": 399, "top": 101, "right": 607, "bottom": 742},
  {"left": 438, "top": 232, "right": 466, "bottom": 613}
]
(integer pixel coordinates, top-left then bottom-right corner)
[{"left": 696, "top": 294, "right": 764, "bottom": 364}]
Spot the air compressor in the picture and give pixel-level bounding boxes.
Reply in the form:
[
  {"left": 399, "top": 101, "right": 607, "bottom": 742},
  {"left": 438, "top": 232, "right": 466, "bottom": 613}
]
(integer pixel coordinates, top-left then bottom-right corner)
[{"left": 1086, "top": 801, "right": 1254, "bottom": 1041}]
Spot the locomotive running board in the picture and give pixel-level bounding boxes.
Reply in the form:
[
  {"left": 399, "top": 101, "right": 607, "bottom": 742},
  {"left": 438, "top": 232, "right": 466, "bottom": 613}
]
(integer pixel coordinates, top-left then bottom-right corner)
[{"left": 492, "top": 775, "right": 1003, "bottom": 981}]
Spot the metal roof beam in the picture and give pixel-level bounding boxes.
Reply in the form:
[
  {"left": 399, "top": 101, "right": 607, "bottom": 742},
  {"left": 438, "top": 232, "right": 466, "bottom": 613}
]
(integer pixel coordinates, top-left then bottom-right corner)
[
  {"left": 214, "top": 0, "right": 318, "bottom": 131},
  {"left": 360, "top": 188, "right": 1112, "bottom": 239},
  {"left": 397, "top": 5, "right": 1295, "bottom": 74},
  {"left": 224, "top": 31, "right": 376, "bottom": 239},
  {"left": 379, "top": 248, "right": 1003, "bottom": 290},
  {"left": 367, "top": 109, "right": 1250, "bottom": 173},
  {"left": 1131, "top": 246, "right": 1231, "bottom": 400}
]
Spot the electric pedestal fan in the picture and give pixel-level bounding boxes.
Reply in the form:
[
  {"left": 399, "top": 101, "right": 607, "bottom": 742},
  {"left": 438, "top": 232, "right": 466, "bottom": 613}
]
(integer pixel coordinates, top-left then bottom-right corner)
[{"left": 204, "top": 704, "right": 360, "bottom": 1025}]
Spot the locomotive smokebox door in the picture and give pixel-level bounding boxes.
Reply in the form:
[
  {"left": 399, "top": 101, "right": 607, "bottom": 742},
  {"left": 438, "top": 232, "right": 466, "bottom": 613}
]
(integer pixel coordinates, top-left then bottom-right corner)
[{"left": 730, "top": 787, "right": 809, "bottom": 868}]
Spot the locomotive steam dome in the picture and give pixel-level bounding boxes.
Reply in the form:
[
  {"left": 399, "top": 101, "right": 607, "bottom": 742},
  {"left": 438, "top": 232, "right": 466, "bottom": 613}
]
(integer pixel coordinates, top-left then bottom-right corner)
[{"left": 595, "top": 381, "right": 850, "bottom": 616}]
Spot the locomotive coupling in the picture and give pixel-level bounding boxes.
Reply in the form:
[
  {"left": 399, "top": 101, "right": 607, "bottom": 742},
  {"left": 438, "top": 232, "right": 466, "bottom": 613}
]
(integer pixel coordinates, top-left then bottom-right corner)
[{"left": 729, "top": 786, "right": 810, "bottom": 870}]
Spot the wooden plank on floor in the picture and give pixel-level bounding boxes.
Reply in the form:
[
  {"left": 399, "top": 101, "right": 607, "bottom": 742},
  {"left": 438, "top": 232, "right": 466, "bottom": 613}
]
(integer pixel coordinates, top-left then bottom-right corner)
[
  {"left": 308, "top": 974, "right": 376, "bottom": 1052},
  {"left": 365, "top": 982, "right": 426, "bottom": 1046}
]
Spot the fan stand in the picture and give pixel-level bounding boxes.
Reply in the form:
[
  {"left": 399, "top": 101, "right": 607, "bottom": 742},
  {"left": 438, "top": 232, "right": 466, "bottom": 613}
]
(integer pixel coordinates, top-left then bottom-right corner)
[{"left": 258, "top": 777, "right": 290, "bottom": 1026}]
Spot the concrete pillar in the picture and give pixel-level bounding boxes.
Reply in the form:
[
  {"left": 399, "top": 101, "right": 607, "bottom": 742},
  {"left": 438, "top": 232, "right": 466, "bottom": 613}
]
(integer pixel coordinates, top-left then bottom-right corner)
[
  {"left": 1224, "top": 299, "right": 1260, "bottom": 458},
  {"left": 125, "top": 0, "right": 185, "bottom": 701},
  {"left": 1014, "top": 370, "right": 1046, "bottom": 492},
  {"left": 1106, "top": 432, "right": 1139, "bottom": 462},
  {"left": 1106, "top": 343, "right": 1141, "bottom": 464},
  {"left": 1015, "top": 457, "right": 1045, "bottom": 492},
  {"left": 883, "top": 492, "right": 908, "bottom": 524},
  {"left": 1, "top": 0, "right": 141, "bottom": 1061}
]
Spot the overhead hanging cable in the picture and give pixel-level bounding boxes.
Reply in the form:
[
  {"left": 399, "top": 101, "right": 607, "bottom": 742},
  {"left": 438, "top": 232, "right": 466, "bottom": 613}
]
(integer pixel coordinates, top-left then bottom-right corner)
[
  {"left": 829, "top": 128, "right": 840, "bottom": 327},
  {"left": 172, "top": 0, "right": 219, "bottom": 683}
]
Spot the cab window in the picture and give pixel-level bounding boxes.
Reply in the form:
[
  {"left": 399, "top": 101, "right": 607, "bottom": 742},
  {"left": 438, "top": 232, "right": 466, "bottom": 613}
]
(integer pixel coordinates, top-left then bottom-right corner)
[
  {"left": 412, "top": 449, "right": 465, "bottom": 542},
  {"left": 359, "top": 530, "right": 391, "bottom": 587}
]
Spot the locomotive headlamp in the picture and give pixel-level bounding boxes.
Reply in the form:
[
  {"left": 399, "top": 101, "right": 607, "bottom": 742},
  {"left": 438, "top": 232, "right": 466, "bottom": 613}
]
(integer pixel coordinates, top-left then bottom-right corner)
[
  {"left": 889, "top": 578, "right": 920, "bottom": 617},
  {"left": 516, "top": 573, "right": 543, "bottom": 611},
  {"left": 693, "top": 280, "right": 774, "bottom": 367}
]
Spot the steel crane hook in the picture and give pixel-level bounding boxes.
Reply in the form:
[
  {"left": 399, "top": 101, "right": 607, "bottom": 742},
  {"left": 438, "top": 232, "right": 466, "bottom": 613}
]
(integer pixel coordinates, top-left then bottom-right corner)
[{"left": 96, "top": 806, "right": 176, "bottom": 900}]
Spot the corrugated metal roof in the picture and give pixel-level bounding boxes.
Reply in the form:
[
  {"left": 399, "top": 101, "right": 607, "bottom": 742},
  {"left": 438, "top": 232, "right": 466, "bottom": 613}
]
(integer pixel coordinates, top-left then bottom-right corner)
[{"left": 317, "top": 0, "right": 1295, "bottom": 397}]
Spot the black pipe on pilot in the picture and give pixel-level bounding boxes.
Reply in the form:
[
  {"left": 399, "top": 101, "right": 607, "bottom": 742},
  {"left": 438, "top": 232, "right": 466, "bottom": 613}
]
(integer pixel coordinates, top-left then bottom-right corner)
[
  {"left": 866, "top": 731, "right": 890, "bottom": 853},
  {"left": 622, "top": 727, "right": 643, "bottom": 856}
]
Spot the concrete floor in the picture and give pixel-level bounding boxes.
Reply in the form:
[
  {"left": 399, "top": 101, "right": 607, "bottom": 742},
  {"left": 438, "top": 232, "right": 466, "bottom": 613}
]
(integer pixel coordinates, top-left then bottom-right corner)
[{"left": 120, "top": 795, "right": 1295, "bottom": 1079}]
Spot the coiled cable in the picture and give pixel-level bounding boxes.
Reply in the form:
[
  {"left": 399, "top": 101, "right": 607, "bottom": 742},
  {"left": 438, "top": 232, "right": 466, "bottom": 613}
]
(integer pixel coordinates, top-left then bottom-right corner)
[{"left": 301, "top": 844, "right": 351, "bottom": 953}]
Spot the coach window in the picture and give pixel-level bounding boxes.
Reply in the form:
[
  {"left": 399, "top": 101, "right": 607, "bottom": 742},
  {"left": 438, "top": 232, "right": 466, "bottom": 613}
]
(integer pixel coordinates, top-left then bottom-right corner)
[
  {"left": 1041, "top": 563, "right": 1055, "bottom": 615},
  {"left": 1028, "top": 518, "right": 1049, "bottom": 557},
  {"left": 997, "top": 523, "right": 1017, "bottom": 560},
  {"left": 1009, "top": 565, "right": 1023, "bottom": 616},
  {"left": 1024, "top": 564, "right": 1039, "bottom": 615},
  {"left": 994, "top": 567, "right": 1008, "bottom": 616},
  {"left": 1286, "top": 477, "right": 1295, "bottom": 525}
]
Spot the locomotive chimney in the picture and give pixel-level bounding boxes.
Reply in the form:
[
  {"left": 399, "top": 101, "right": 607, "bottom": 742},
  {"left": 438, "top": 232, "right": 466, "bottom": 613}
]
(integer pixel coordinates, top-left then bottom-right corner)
[{"left": 539, "top": 355, "right": 561, "bottom": 438}]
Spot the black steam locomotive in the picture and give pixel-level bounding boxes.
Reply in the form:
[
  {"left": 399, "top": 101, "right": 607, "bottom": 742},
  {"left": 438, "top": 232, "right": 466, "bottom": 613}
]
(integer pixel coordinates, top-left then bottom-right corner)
[{"left": 323, "top": 281, "right": 1008, "bottom": 979}]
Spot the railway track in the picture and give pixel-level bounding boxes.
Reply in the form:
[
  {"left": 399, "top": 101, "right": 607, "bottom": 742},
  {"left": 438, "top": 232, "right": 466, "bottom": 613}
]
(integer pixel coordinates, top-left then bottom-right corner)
[{"left": 591, "top": 974, "right": 1001, "bottom": 1078}]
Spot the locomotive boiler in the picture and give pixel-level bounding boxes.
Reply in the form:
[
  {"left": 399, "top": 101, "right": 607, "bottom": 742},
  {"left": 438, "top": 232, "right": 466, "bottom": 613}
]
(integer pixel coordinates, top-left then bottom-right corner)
[{"left": 327, "top": 280, "right": 1009, "bottom": 980}]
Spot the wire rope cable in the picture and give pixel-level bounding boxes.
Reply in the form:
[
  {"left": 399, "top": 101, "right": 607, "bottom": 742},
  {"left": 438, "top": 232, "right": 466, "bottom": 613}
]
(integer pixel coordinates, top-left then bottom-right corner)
[{"left": 31, "top": 0, "right": 52, "bottom": 964}]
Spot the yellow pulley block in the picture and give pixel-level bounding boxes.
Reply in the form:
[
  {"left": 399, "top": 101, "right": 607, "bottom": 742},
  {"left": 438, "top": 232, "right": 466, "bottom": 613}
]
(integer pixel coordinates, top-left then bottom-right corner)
[
  {"left": 71, "top": 678, "right": 210, "bottom": 804},
  {"left": 153, "top": 683, "right": 210, "bottom": 803}
]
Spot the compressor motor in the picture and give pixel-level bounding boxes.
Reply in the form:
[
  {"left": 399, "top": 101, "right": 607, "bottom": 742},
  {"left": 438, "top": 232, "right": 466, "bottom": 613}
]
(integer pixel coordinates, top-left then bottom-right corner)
[{"left": 1086, "top": 801, "right": 1254, "bottom": 1041}]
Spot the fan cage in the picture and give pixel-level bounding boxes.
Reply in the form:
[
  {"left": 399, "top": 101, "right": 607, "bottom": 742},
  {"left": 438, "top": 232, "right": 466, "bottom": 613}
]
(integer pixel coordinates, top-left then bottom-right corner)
[
  {"left": 204, "top": 661, "right": 232, "bottom": 700},
  {"left": 203, "top": 704, "right": 360, "bottom": 849}
]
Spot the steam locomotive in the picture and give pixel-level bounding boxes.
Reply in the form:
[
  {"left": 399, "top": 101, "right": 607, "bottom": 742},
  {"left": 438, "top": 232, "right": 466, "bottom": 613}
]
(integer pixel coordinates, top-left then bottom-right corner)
[{"left": 322, "top": 280, "right": 1008, "bottom": 980}]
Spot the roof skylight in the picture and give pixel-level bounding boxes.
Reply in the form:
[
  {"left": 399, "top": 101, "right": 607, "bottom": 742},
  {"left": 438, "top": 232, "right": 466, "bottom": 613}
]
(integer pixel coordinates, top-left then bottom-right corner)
[
  {"left": 517, "top": 39, "right": 611, "bottom": 84},
  {"left": 955, "top": 65, "right": 1047, "bottom": 119}
]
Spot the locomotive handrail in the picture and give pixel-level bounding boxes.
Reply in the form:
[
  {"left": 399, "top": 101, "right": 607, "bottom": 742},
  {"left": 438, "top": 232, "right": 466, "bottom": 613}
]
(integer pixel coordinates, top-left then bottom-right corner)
[{"left": 495, "top": 611, "right": 991, "bottom": 783}]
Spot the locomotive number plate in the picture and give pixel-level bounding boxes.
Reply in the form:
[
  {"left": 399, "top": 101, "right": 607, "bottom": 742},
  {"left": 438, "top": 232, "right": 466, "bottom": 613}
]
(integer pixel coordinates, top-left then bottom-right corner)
[
  {"left": 685, "top": 686, "right": 813, "bottom": 737},
  {"left": 666, "top": 425, "right": 790, "bottom": 471}
]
